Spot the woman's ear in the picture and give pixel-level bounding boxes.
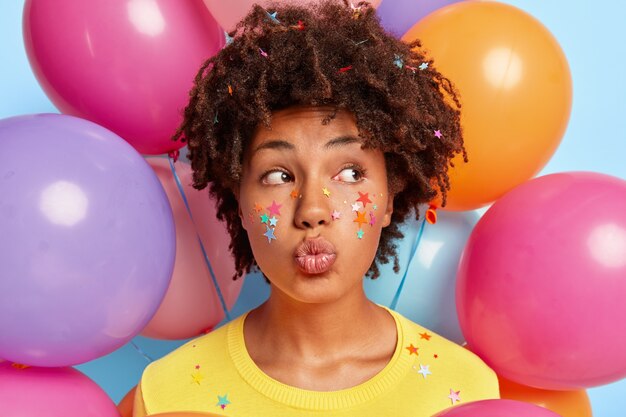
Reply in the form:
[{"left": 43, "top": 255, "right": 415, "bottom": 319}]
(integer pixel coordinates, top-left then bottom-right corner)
[{"left": 381, "top": 192, "right": 394, "bottom": 228}]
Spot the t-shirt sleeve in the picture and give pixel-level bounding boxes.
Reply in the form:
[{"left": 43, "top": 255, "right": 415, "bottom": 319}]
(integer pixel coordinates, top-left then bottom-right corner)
[{"left": 132, "top": 382, "right": 148, "bottom": 417}]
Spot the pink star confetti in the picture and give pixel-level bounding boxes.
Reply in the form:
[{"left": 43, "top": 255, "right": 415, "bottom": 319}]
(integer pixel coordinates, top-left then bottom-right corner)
[
  {"left": 331, "top": 210, "right": 341, "bottom": 220},
  {"left": 434, "top": 129, "right": 443, "bottom": 139},
  {"left": 369, "top": 211, "right": 376, "bottom": 226},
  {"left": 448, "top": 389, "right": 461, "bottom": 404},
  {"left": 259, "top": 48, "right": 268, "bottom": 58},
  {"left": 267, "top": 200, "right": 282, "bottom": 216}
]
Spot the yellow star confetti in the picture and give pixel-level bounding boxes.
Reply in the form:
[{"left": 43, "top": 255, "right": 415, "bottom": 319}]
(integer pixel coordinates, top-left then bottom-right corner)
[
  {"left": 322, "top": 187, "right": 331, "bottom": 197},
  {"left": 191, "top": 371, "right": 204, "bottom": 385}
]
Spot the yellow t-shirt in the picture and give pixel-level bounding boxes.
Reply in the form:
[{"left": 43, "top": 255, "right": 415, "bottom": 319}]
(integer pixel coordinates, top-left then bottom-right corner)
[{"left": 133, "top": 307, "right": 499, "bottom": 416}]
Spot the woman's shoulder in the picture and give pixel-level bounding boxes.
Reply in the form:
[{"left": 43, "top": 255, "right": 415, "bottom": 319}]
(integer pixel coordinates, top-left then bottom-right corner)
[
  {"left": 390, "top": 308, "right": 499, "bottom": 390},
  {"left": 140, "top": 315, "right": 242, "bottom": 387}
]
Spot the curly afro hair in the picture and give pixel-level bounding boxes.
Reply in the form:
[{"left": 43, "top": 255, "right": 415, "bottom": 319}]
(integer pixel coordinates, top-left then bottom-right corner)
[{"left": 172, "top": 0, "right": 466, "bottom": 280}]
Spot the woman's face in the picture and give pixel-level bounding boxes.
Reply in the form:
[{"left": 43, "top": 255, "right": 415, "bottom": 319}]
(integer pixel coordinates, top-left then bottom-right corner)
[{"left": 238, "top": 105, "right": 394, "bottom": 305}]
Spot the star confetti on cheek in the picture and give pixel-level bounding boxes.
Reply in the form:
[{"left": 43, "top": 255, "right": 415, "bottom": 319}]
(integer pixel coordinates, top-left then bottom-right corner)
[
  {"left": 331, "top": 210, "right": 341, "bottom": 220},
  {"left": 417, "top": 364, "right": 432, "bottom": 379},
  {"left": 351, "top": 202, "right": 361, "bottom": 212},
  {"left": 260, "top": 213, "right": 269, "bottom": 224},
  {"left": 290, "top": 189, "right": 299, "bottom": 199},
  {"left": 353, "top": 210, "right": 368, "bottom": 227},
  {"left": 322, "top": 187, "right": 331, "bottom": 197},
  {"left": 269, "top": 216, "right": 278, "bottom": 227},
  {"left": 216, "top": 394, "right": 231, "bottom": 409},
  {"left": 369, "top": 211, "right": 376, "bottom": 226},
  {"left": 263, "top": 225, "right": 277, "bottom": 243},
  {"left": 267, "top": 200, "right": 282, "bottom": 216},
  {"left": 357, "top": 191, "right": 372, "bottom": 208},
  {"left": 356, "top": 229, "right": 364, "bottom": 239},
  {"left": 434, "top": 130, "right": 443, "bottom": 139},
  {"left": 373, "top": 204, "right": 378, "bottom": 210},
  {"left": 406, "top": 344, "right": 419, "bottom": 355},
  {"left": 254, "top": 203, "right": 264, "bottom": 213},
  {"left": 419, "top": 332, "right": 432, "bottom": 341},
  {"left": 448, "top": 389, "right": 461, "bottom": 404}
]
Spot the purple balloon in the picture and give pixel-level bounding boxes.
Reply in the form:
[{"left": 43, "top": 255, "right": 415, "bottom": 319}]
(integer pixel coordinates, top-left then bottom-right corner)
[
  {"left": 432, "top": 399, "right": 562, "bottom": 417},
  {"left": 376, "top": 0, "right": 464, "bottom": 36},
  {"left": 0, "top": 114, "right": 175, "bottom": 367}
]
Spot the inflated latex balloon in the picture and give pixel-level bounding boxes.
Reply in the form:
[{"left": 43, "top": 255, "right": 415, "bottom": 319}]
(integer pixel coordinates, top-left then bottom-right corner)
[
  {"left": 499, "top": 376, "right": 592, "bottom": 417},
  {"left": 403, "top": 1, "right": 572, "bottom": 210},
  {"left": 0, "top": 362, "right": 121, "bottom": 417},
  {"left": 203, "top": 0, "right": 381, "bottom": 31},
  {"left": 457, "top": 172, "right": 626, "bottom": 389},
  {"left": 141, "top": 158, "right": 242, "bottom": 340},
  {"left": 0, "top": 114, "right": 175, "bottom": 367},
  {"left": 23, "top": 0, "right": 224, "bottom": 155},
  {"left": 432, "top": 399, "right": 561, "bottom": 417}
]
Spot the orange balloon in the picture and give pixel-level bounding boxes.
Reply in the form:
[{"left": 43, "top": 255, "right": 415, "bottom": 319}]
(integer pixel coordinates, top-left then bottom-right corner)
[
  {"left": 499, "top": 376, "right": 593, "bottom": 417},
  {"left": 117, "top": 385, "right": 136, "bottom": 417},
  {"left": 403, "top": 1, "right": 572, "bottom": 211}
]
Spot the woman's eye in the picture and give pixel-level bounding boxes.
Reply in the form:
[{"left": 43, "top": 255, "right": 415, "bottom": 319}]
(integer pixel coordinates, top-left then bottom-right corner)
[
  {"left": 263, "top": 170, "right": 292, "bottom": 185},
  {"left": 333, "top": 167, "right": 363, "bottom": 183}
]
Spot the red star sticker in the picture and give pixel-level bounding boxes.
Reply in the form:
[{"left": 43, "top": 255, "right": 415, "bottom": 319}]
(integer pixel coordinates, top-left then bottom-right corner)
[
  {"left": 353, "top": 210, "right": 368, "bottom": 227},
  {"left": 267, "top": 200, "right": 282, "bottom": 216},
  {"left": 290, "top": 189, "right": 299, "bottom": 199},
  {"left": 357, "top": 191, "right": 372, "bottom": 208},
  {"left": 419, "top": 332, "right": 431, "bottom": 341},
  {"left": 406, "top": 344, "right": 419, "bottom": 355}
]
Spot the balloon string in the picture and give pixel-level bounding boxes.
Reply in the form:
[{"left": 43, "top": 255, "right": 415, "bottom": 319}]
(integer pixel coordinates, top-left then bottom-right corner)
[
  {"left": 129, "top": 339, "right": 154, "bottom": 363},
  {"left": 168, "top": 156, "right": 232, "bottom": 322},
  {"left": 390, "top": 216, "right": 427, "bottom": 310}
]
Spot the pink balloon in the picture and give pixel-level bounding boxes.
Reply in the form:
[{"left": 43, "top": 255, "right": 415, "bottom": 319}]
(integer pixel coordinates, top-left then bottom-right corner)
[
  {"left": 432, "top": 399, "right": 561, "bottom": 417},
  {"left": 141, "top": 158, "right": 243, "bottom": 340},
  {"left": 0, "top": 362, "right": 121, "bottom": 417},
  {"left": 457, "top": 172, "right": 626, "bottom": 390},
  {"left": 203, "top": 0, "right": 382, "bottom": 32},
  {"left": 23, "top": 0, "right": 224, "bottom": 155}
]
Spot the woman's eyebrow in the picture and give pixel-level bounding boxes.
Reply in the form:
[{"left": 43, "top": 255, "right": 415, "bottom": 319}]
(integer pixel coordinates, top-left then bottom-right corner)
[{"left": 253, "top": 135, "right": 361, "bottom": 155}]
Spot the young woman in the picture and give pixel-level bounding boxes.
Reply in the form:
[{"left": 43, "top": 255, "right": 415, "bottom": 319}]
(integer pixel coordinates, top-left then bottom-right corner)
[{"left": 133, "top": 2, "right": 499, "bottom": 415}]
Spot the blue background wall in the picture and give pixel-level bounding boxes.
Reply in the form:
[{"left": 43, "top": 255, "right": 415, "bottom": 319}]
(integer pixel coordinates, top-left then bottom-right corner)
[{"left": 1, "top": 1, "right": 624, "bottom": 416}]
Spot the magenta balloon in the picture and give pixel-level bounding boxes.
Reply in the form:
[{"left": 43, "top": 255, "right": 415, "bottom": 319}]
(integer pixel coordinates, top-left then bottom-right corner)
[
  {"left": 432, "top": 399, "right": 561, "bottom": 417},
  {"left": 0, "top": 362, "right": 121, "bottom": 417},
  {"left": 23, "top": 0, "right": 224, "bottom": 155},
  {"left": 457, "top": 172, "right": 626, "bottom": 390},
  {"left": 0, "top": 114, "right": 175, "bottom": 367},
  {"left": 376, "top": 0, "right": 464, "bottom": 36}
]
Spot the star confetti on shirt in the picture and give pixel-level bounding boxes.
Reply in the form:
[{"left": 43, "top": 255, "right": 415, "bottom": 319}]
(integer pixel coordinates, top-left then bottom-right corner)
[
  {"left": 264, "top": 225, "right": 277, "bottom": 242},
  {"left": 448, "top": 389, "right": 461, "bottom": 404},
  {"left": 267, "top": 200, "right": 282, "bottom": 216},
  {"left": 406, "top": 344, "right": 419, "bottom": 355},
  {"left": 434, "top": 129, "right": 443, "bottom": 139},
  {"left": 322, "top": 187, "right": 331, "bottom": 197},
  {"left": 419, "top": 332, "right": 432, "bottom": 341},
  {"left": 353, "top": 210, "right": 368, "bottom": 227},
  {"left": 357, "top": 229, "right": 364, "bottom": 239},
  {"left": 357, "top": 191, "right": 372, "bottom": 208},
  {"left": 217, "top": 394, "right": 231, "bottom": 409},
  {"left": 269, "top": 216, "right": 278, "bottom": 227},
  {"left": 331, "top": 210, "right": 341, "bottom": 220},
  {"left": 417, "top": 364, "right": 432, "bottom": 379},
  {"left": 191, "top": 371, "right": 204, "bottom": 385}
]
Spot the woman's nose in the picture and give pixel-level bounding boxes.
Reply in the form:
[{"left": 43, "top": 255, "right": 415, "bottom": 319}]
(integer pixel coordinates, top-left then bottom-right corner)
[{"left": 293, "top": 182, "right": 331, "bottom": 229}]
